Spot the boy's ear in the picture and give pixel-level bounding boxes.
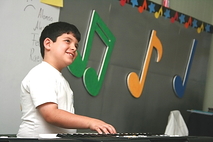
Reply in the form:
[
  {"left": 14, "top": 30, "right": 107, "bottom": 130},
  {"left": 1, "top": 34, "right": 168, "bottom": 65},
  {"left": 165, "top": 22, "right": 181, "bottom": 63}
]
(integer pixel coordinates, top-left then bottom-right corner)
[{"left": 43, "top": 38, "right": 52, "bottom": 50}]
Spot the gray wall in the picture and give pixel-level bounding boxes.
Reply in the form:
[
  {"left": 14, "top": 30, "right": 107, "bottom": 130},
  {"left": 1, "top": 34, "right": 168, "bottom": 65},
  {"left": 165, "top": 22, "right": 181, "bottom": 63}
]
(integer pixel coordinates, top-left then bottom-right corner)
[
  {"left": 151, "top": 0, "right": 213, "bottom": 111},
  {"left": 60, "top": 0, "right": 212, "bottom": 133}
]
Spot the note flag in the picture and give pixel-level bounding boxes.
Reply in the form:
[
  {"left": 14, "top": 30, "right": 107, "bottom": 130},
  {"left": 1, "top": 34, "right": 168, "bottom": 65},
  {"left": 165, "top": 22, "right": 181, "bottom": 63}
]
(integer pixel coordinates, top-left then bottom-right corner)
[{"left": 170, "top": 12, "right": 178, "bottom": 23}]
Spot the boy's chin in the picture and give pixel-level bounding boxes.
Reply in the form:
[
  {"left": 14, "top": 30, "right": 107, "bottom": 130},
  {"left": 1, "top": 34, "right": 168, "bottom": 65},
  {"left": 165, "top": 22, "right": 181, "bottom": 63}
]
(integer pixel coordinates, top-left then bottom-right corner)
[{"left": 65, "top": 60, "right": 74, "bottom": 66}]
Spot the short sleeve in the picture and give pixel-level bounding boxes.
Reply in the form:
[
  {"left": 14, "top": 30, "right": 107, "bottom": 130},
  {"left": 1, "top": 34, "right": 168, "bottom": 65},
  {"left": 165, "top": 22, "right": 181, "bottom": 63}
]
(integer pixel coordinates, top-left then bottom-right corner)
[{"left": 29, "top": 72, "right": 58, "bottom": 108}]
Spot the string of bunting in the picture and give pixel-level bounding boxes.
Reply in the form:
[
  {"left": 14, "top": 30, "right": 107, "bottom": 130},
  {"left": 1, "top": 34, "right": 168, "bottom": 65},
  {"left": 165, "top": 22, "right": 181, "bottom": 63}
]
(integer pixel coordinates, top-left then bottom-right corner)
[{"left": 119, "top": 0, "right": 213, "bottom": 34}]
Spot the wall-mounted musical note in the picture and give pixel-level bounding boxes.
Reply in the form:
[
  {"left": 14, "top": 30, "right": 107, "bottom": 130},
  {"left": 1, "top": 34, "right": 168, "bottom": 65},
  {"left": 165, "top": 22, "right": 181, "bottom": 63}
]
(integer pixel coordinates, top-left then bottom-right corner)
[
  {"left": 67, "top": 10, "right": 116, "bottom": 96},
  {"left": 154, "top": 6, "right": 163, "bottom": 18},
  {"left": 197, "top": 23, "right": 204, "bottom": 33},
  {"left": 170, "top": 12, "right": 178, "bottom": 23},
  {"left": 138, "top": 0, "right": 147, "bottom": 13},
  {"left": 184, "top": 17, "right": 192, "bottom": 28},
  {"left": 120, "top": 0, "right": 130, "bottom": 6},
  {"left": 173, "top": 39, "right": 197, "bottom": 98},
  {"left": 127, "top": 30, "right": 163, "bottom": 98}
]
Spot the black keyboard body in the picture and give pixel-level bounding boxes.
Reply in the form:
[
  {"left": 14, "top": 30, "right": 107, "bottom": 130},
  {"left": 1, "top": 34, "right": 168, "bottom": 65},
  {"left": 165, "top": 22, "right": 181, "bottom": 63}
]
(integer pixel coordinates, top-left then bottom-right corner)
[{"left": 56, "top": 133, "right": 192, "bottom": 142}]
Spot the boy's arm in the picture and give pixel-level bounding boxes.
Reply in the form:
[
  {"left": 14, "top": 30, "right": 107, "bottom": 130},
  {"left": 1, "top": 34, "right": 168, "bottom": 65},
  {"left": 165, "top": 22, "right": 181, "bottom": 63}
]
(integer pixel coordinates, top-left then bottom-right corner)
[{"left": 37, "top": 102, "right": 116, "bottom": 134}]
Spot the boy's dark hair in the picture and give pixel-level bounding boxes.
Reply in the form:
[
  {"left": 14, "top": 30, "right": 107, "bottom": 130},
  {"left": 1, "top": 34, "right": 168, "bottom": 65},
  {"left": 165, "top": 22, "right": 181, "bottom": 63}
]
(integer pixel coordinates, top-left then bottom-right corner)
[{"left": 39, "top": 21, "right": 81, "bottom": 58}]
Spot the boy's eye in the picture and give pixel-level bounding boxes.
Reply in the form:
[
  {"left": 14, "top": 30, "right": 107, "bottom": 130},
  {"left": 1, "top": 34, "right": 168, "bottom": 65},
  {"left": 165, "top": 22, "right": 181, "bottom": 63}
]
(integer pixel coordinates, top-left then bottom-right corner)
[{"left": 65, "top": 40, "right": 70, "bottom": 43}]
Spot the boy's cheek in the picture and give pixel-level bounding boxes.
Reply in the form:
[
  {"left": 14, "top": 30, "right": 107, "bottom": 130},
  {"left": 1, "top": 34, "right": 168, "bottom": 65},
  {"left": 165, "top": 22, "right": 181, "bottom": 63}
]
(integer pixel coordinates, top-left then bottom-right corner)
[{"left": 74, "top": 52, "right": 78, "bottom": 60}]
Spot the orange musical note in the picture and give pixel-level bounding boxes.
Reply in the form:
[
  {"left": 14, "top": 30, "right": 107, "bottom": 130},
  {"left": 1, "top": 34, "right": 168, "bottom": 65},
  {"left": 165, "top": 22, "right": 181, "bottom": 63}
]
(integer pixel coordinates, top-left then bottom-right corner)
[
  {"left": 197, "top": 23, "right": 204, "bottom": 33},
  {"left": 127, "top": 30, "right": 163, "bottom": 98},
  {"left": 138, "top": 0, "right": 147, "bottom": 13},
  {"left": 184, "top": 17, "right": 192, "bottom": 28},
  {"left": 154, "top": 6, "right": 163, "bottom": 18},
  {"left": 170, "top": 12, "right": 178, "bottom": 23}
]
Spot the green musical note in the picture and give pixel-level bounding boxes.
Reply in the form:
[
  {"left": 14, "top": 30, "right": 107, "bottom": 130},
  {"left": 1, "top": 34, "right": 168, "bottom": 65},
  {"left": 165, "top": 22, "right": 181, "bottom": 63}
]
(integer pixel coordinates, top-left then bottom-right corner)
[{"left": 67, "top": 10, "right": 116, "bottom": 96}]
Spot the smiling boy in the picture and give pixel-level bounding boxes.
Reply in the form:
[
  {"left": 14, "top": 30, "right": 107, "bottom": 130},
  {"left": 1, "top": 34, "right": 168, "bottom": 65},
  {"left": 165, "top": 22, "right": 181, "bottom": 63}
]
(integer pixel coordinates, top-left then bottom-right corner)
[{"left": 17, "top": 22, "right": 116, "bottom": 138}]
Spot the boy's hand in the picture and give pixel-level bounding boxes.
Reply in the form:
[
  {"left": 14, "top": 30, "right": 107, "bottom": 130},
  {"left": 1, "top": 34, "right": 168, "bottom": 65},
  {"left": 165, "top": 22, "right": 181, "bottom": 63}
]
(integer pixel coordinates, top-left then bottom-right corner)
[{"left": 88, "top": 119, "right": 116, "bottom": 134}]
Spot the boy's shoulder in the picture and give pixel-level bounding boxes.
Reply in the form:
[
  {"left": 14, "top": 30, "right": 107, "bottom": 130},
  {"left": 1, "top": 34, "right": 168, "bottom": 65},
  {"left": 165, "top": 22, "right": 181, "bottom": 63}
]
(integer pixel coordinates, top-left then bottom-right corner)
[
  {"left": 25, "top": 62, "right": 53, "bottom": 77},
  {"left": 28, "top": 62, "right": 46, "bottom": 73},
  {"left": 23, "top": 62, "right": 61, "bottom": 82}
]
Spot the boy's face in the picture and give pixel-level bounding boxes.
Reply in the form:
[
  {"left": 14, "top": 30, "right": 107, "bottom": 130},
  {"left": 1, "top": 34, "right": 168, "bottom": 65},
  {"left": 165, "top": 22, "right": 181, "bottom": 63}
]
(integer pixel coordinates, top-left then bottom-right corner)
[{"left": 44, "top": 33, "right": 79, "bottom": 71}]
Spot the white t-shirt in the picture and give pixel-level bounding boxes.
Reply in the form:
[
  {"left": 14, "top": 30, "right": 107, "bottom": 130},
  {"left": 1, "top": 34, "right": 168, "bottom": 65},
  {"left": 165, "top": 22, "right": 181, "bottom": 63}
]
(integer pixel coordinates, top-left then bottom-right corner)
[{"left": 17, "top": 61, "right": 76, "bottom": 138}]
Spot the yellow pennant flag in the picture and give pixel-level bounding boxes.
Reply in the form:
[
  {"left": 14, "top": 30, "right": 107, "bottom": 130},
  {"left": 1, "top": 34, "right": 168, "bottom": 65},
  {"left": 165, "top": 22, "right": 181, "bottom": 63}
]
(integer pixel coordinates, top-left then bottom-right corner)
[{"left": 40, "top": 0, "right": 63, "bottom": 7}]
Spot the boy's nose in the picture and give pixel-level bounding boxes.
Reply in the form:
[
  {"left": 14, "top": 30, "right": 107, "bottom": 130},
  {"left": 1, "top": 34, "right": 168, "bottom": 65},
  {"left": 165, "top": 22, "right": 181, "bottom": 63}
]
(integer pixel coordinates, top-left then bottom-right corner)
[{"left": 70, "top": 45, "right": 77, "bottom": 51}]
